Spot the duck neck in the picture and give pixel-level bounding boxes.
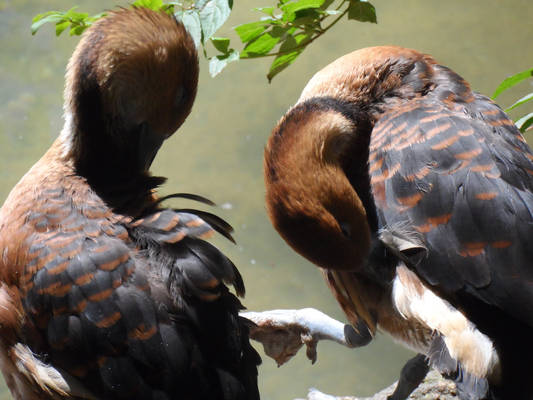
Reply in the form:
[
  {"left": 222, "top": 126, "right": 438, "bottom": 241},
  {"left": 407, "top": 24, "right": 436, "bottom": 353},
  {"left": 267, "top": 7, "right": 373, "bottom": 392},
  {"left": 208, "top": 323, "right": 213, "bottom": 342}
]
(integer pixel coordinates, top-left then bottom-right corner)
[
  {"left": 63, "top": 48, "right": 168, "bottom": 180},
  {"left": 58, "top": 67, "right": 166, "bottom": 212},
  {"left": 65, "top": 116, "right": 162, "bottom": 185},
  {"left": 335, "top": 115, "right": 379, "bottom": 233},
  {"left": 57, "top": 114, "right": 164, "bottom": 214}
]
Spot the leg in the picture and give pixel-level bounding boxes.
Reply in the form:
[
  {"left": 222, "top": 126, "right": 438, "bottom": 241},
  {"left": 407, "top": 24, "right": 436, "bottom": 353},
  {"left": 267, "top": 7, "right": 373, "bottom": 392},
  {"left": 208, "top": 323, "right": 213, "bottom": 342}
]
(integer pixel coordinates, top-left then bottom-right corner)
[
  {"left": 429, "top": 334, "right": 489, "bottom": 400},
  {"left": 387, "top": 353, "right": 429, "bottom": 400},
  {"left": 344, "top": 318, "right": 372, "bottom": 347},
  {"left": 241, "top": 308, "right": 365, "bottom": 365}
]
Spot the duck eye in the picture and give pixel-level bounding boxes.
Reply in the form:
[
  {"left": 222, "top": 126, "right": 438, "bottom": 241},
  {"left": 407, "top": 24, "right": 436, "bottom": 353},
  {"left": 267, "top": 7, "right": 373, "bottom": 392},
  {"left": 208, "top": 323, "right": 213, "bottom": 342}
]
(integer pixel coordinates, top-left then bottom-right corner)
[{"left": 339, "top": 221, "right": 352, "bottom": 238}]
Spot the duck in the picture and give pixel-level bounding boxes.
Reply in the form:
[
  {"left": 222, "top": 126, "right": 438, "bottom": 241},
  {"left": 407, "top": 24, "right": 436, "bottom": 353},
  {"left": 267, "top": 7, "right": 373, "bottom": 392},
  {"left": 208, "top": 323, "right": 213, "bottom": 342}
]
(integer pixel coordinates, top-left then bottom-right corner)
[
  {"left": 264, "top": 45, "right": 533, "bottom": 400},
  {"left": 0, "top": 7, "right": 260, "bottom": 399}
]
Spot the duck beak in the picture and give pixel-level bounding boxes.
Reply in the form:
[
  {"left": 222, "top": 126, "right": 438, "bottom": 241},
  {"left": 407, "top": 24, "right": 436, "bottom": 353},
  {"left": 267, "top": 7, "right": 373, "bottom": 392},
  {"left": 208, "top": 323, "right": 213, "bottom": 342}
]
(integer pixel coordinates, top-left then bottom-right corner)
[{"left": 136, "top": 122, "right": 164, "bottom": 171}]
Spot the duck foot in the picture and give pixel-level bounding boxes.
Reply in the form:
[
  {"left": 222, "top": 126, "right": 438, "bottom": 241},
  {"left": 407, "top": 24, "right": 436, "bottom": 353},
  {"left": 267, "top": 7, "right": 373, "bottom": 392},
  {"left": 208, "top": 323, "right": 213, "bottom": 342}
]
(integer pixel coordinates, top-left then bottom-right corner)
[{"left": 241, "top": 308, "right": 371, "bottom": 366}]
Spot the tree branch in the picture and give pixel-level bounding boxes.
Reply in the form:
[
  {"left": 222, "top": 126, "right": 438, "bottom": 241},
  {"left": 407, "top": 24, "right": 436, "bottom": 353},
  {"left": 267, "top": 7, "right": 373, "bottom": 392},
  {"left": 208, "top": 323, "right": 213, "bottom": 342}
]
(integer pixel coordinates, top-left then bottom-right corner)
[{"left": 294, "top": 370, "right": 458, "bottom": 400}]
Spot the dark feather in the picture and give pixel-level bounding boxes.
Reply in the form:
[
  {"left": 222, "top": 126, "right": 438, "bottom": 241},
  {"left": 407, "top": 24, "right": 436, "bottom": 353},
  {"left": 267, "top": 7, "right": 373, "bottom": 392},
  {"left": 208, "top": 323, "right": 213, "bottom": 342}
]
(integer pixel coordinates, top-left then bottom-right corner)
[
  {"left": 152, "top": 192, "right": 216, "bottom": 207},
  {"left": 174, "top": 208, "right": 236, "bottom": 244},
  {"left": 369, "top": 76, "right": 533, "bottom": 398}
]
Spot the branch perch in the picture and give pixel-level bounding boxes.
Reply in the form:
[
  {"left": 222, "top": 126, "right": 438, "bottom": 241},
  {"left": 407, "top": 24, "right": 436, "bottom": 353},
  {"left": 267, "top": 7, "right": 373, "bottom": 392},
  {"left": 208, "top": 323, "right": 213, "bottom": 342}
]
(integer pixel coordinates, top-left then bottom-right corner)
[{"left": 294, "top": 370, "right": 458, "bottom": 400}]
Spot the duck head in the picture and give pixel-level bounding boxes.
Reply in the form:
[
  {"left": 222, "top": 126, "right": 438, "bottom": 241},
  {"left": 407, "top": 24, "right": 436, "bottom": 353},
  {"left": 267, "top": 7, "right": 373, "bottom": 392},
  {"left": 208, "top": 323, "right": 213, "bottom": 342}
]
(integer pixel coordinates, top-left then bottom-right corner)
[
  {"left": 59, "top": 7, "right": 199, "bottom": 177},
  {"left": 264, "top": 46, "right": 434, "bottom": 272},
  {"left": 264, "top": 99, "right": 373, "bottom": 272}
]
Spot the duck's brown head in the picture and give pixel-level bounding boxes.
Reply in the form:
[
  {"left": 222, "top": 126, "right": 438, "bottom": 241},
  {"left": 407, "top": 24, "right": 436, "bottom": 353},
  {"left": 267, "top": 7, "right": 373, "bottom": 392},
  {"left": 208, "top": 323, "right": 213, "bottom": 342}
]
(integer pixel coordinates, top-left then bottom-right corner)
[
  {"left": 264, "top": 46, "right": 435, "bottom": 272},
  {"left": 60, "top": 7, "right": 199, "bottom": 175},
  {"left": 264, "top": 99, "right": 372, "bottom": 272}
]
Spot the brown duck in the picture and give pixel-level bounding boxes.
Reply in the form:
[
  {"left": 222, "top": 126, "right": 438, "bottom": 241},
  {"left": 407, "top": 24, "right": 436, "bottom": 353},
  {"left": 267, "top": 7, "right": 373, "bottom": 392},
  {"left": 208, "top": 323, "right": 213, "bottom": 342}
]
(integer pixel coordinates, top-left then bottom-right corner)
[
  {"left": 0, "top": 7, "right": 259, "bottom": 400},
  {"left": 265, "top": 46, "right": 533, "bottom": 400}
]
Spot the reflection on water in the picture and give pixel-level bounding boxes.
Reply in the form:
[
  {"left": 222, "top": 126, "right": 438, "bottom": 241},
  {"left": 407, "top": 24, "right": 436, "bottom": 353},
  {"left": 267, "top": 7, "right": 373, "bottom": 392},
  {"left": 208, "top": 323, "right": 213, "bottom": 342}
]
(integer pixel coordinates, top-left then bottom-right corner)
[{"left": 0, "top": 1, "right": 532, "bottom": 399}]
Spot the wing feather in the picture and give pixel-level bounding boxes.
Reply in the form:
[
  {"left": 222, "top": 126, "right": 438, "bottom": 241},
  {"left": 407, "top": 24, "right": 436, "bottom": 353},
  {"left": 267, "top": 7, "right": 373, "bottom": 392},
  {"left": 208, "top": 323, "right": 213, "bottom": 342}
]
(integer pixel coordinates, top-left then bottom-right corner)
[
  {"left": 370, "top": 94, "right": 533, "bottom": 328},
  {"left": 14, "top": 185, "right": 259, "bottom": 398}
]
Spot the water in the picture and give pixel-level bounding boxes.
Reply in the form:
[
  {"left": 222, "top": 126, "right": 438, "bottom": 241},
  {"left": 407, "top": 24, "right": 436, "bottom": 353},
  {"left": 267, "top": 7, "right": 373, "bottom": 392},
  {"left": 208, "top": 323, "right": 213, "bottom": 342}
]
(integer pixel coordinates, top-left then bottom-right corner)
[{"left": 0, "top": 1, "right": 532, "bottom": 399}]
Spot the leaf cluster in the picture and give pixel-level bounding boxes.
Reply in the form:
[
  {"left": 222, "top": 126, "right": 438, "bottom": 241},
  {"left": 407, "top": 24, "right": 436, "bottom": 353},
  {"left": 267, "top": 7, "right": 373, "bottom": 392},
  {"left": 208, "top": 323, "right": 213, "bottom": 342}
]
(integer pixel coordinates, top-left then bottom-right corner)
[
  {"left": 30, "top": 0, "right": 376, "bottom": 81},
  {"left": 31, "top": 7, "right": 106, "bottom": 36},
  {"left": 492, "top": 68, "right": 533, "bottom": 133},
  {"left": 29, "top": 0, "right": 531, "bottom": 132},
  {"left": 232, "top": 0, "right": 376, "bottom": 81}
]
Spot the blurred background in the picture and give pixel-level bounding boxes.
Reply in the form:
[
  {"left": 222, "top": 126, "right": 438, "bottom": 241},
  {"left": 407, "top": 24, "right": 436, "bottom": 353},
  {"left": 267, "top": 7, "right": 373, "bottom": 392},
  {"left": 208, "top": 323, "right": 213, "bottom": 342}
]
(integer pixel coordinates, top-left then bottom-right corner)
[{"left": 0, "top": 0, "right": 532, "bottom": 399}]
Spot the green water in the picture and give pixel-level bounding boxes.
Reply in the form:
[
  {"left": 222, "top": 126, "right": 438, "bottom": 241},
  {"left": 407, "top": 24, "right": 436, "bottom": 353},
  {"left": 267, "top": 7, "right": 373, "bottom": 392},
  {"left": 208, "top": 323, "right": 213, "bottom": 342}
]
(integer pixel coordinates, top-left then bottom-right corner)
[{"left": 1, "top": 1, "right": 532, "bottom": 399}]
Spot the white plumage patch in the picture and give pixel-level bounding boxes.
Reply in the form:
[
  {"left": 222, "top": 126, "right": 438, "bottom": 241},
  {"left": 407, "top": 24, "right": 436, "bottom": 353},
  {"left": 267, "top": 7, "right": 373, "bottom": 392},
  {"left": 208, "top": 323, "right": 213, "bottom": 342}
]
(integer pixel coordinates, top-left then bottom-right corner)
[
  {"left": 392, "top": 262, "right": 499, "bottom": 379},
  {"left": 0, "top": 340, "right": 97, "bottom": 400},
  {"left": 12, "top": 343, "right": 70, "bottom": 397},
  {"left": 58, "top": 110, "right": 75, "bottom": 159}
]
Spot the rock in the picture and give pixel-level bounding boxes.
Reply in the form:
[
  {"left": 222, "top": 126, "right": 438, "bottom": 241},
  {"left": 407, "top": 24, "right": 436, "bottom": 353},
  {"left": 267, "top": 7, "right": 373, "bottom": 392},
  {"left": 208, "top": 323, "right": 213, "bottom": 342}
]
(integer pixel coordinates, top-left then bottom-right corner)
[{"left": 295, "top": 370, "right": 458, "bottom": 400}]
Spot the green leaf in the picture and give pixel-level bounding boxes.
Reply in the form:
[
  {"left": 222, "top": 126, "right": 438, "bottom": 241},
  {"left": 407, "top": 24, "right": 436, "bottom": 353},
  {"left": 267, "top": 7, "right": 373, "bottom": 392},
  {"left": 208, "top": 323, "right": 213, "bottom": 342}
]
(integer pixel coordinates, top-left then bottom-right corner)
[
  {"left": 516, "top": 112, "right": 533, "bottom": 133},
  {"left": 493, "top": 68, "right": 533, "bottom": 98},
  {"left": 292, "top": 8, "right": 321, "bottom": 25},
  {"left": 55, "top": 20, "right": 70, "bottom": 36},
  {"left": 506, "top": 92, "right": 533, "bottom": 112},
  {"left": 63, "top": 8, "right": 88, "bottom": 21},
  {"left": 32, "top": 7, "right": 106, "bottom": 36},
  {"left": 198, "top": 0, "right": 232, "bottom": 44},
  {"left": 180, "top": 10, "right": 202, "bottom": 47},
  {"left": 241, "top": 31, "right": 282, "bottom": 57},
  {"left": 209, "top": 49, "right": 239, "bottom": 77},
  {"left": 160, "top": 4, "right": 176, "bottom": 15},
  {"left": 254, "top": 7, "right": 275, "bottom": 16},
  {"left": 235, "top": 21, "right": 269, "bottom": 43},
  {"left": 32, "top": 10, "right": 58, "bottom": 24},
  {"left": 31, "top": 12, "right": 65, "bottom": 35},
  {"left": 347, "top": 0, "right": 377, "bottom": 23},
  {"left": 88, "top": 12, "right": 107, "bottom": 23},
  {"left": 59, "top": 7, "right": 77, "bottom": 17},
  {"left": 281, "top": 0, "right": 325, "bottom": 21},
  {"left": 267, "top": 49, "right": 302, "bottom": 82},
  {"left": 68, "top": 25, "right": 83, "bottom": 36},
  {"left": 211, "top": 36, "right": 230, "bottom": 53},
  {"left": 69, "top": 24, "right": 86, "bottom": 36},
  {"left": 267, "top": 33, "right": 308, "bottom": 82},
  {"left": 132, "top": 0, "right": 164, "bottom": 10}
]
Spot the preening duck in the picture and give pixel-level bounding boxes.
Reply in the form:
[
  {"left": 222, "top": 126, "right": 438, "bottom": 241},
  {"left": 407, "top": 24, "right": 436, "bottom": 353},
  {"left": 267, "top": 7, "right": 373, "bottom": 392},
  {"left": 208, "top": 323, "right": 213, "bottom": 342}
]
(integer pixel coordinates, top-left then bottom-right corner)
[
  {"left": 264, "top": 46, "right": 533, "bottom": 400},
  {"left": 0, "top": 7, "right": 259, "bottom": 399}
]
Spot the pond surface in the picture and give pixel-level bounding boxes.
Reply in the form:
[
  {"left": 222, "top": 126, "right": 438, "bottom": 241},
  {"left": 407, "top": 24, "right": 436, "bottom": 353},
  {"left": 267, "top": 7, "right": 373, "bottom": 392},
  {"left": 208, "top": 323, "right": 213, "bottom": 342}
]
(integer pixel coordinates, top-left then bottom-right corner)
[{"left": 0, "top": 1, "right": 532, "bottom": 399}]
